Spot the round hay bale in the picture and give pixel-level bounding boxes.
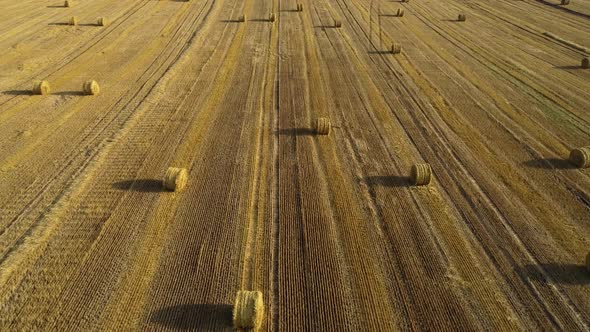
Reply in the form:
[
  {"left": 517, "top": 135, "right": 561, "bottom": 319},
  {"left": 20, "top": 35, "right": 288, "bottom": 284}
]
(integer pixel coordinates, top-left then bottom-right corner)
[
  {"left": 396, "top": 8, "right": 405, "bottom": 17},
  {"left": 98, "top": 17, "right": 107, "bottom": 26},
  {"left": 315, "top": 117, "right": 331, "bottom": 135},
  {"left": 391, "top": 43, "right": 402, "bottom": 54},
  {"left": 83, "top": 80, "right": 100, "bottom": 95},
  {"left": 64, "top": 0, "right": 71, "bottom": 7},
  {"left": 582, "top": 57, "right": 589, "bottom": 69},
  {"left": 163, "top": 167, "right": 188, "bottom": 192},
  {"left": 334, "top": 19, "right": 342, "bottom": 28},
  {"left": 32, "top": 80, "right": 51, "bottom": 95},
  {"left": 410, "top": 163, "right": 432, "bottom": 186},
  {"left": 269, "top": 13, "right": 276, "bottom": 22},
  {"left": 458, "top": 14, "right": 466, "bottom": 22},
  {"left": 561, "top": 0, "right": 570, "bottom": 5},
  {"left": 297, "top": 3, "right": 303, "bottom": 11},
  {"left": 239, "top": 14, "right": 246, "bottom": 22},
  {"left": 233, "top": 291, "right": 264, "bottom": 330},
  {"left": 402, "top": 0, "right": 409, "bottom": 3},
  {"left": 69, "top": 16, "right": 79, "bottom": 26},
  {"left": 569, "top": 147, "right": 590, "bottom": 168}
]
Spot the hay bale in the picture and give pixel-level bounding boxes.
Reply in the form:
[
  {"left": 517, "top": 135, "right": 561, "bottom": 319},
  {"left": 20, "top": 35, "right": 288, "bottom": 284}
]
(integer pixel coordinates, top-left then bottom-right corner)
[
  {"left": 239, "top": 14, "right": 246, "bottom": 22},
  {"left": 458, "top": 14, "right": 466, "bottom": 22},
  {"left": 396, "top": 8, "right": 405, "bottom": 17},
  {"left": 98, "top": 17, "right": 107, "bottom": 26},
  {"left": 83, "top": 80, "right": 100, "bottom": 95},
  {"left": 569, "top": 147, "right": 590, "bottom": 168},
  {"left": 297, "top": 3, "right": 303, "bottom": 11},
  {"left": 334, "top": 19, "right": 342, "bottom": 28},
  {"left": 315, "top": 117, "right": 331, "bottom": 135},
  {"left": 32, "top": 80, "right": 51, "bottom": 95},
  {"left": 561, "top": 0, "right": 570, "bottom": 5},
  {"left": 410, "top": 163, "right": 431, "bottom": 186},
  {"left": 391, "top": 43, "right": 402, "bottom": 54},
  {"left": 163, "top": 167, "right": 188, "bottom": 191},
  {"left": 269, "top": 13, "right": 276, "bottom": 22},
  {"left": 69, "top": 16, "right": 79, "bottom": 26},
  {"left": 402, "top": 0, "right": 409, "bottom": 3},
  {"left": 233, "top": 291, "right": 264, "bottom": 330},
  {"left": 64, "top": 0, "right": 72, "bottom": 7},
  {"left": 582, "top": 57, "right": 589, "bottom": 69}
]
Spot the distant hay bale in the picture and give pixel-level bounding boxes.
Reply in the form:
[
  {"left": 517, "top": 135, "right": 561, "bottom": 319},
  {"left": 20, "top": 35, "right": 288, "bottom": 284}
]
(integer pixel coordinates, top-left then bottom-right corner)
[
  {"left": 458, "top": 14, "right": 466, "bottom": 22},
  {"left": 269, "top": 13, "right": 276, "bottom": 22},
  {"left": 163, "top": 167, "right": 188, "bottom": 191},
  {"left": 233, "top": 291, "right": 264, "bottom": 330},
  {"left": 69, "top": 16, "right": 79, "bottom": 26},
  {"left": 402, "top": 0, "right": 409, "bottom": 3},
  {"left": 569, "top": 147, "right": 590, "bottom": 168},
  {"left": 396, "top": 8, "right": 405, "bottom": 17},
  {"left": 315, "top": 117, "right": 331, "bottom": 135},
  {"left": 582, "top": 57, "right": 589, "bottom": 69},
  {"left": 410, "top": 163, "right": 432, "bottom": 186},
  {"left": 239, "top": 14, "right": 246, "bottom": 22},
  {"left": 83, "top": 80, "right": 100, "bottom": 95},
  {"left": 297, "top": 3, "right": 303, "bottom": 11},
  {"left": 561, "top": 0, "right": 570, "bottom": 5},
  {"left": 98, "top": 17, "right": 107, "bottom": 26},
  {"left": 391, "top": 43, "right": 402, "bottom": 54},
  {"left": 64, "top": 0, "right": 71, "bottom": 7},
  {"left": 334, "top": 19, "right": 342, "bottom": 28},
  {"left": 32, "top": 80, "right": 50, "bottom": 95}
]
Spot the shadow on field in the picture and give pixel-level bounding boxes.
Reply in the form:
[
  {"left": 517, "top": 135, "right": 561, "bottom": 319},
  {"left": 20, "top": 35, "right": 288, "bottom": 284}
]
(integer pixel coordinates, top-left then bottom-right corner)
[
  {"left": 276, "top": 128, "right": 316, "bottom": 136},
  {"left": 368, "top": 50, "right": 394, "bottom": 55},
  {"left": 48, "top": 23, "right": 72, "bottom": 26},
  {"left": 555, "top": 65, "right": 586, "bottom": 70},
  {"left": 220, "top": 19, "right": 243, "bottom": 23},
  {"left": 150, "top": 304, "right": 233, "bottom": 330},
  {"left": 534, "top": 0, "right": 590, "bottom": 20},
  {"left": 47, "top": 5, "right": 67, "bottom": 8},
  {"left": 112, "top": 179, "right": 164, "bottom": 192},
  {"left": 522, "top": 158, "right": 575, "bottom": 170},
  {"left": 517, "top": 263, "right": 590, "bottom": 285},
  {"left": 364, "top": 175, "right": 410, "bottom": 187},
  {"left": 3, "top": 90, "right": 32, "bottom": 96},
  {"left": 54, "top": 91, "right": 86, "bottom": 96}
]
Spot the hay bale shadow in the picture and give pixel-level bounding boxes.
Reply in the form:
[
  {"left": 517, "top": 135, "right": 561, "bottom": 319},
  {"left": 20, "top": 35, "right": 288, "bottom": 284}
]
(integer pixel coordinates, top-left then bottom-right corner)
[
  {"left": 54, "top": 91, "right": 86, "bottom": 96},
  {"left": 112, "top": 179, "right": 164, "bottom": 192},
  {"left": 275, "top": 128, "right": 315, "bottom": 136},
  {"left": 522, "top": 158, "right": 575, "bottom": 170},
  {"left": 364, "top": 175, "right": 410, "bottom": 187},
  {"left": 48, "top": 23, "right": 71, "bottom": 26},
  {"left": 368, "top": 50, "right": 394, "bottom": 55},
  {"left": 517, "top": 263, "right": 590, "bottom": 285},
  {"left": 3, "top": 90, "right": 33, "bottom": 96},
  {"left": 150, "top": 304, "right": 233, "bottom": 330},
  {"left": 555, "top": 65, "right": 586, "bottom": 70}
]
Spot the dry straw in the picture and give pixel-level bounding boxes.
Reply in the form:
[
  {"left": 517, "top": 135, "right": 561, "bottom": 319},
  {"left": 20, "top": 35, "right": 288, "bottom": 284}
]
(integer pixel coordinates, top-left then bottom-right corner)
[
  {"left": 83, "top": 80, "right": 100, "bottom": 95},
  {"left": 458, "top": 14, "right": 466, "bottom": 22},
  {"left": 233, "top": 291, "right": 264, "bottom": 330},
  {"left": 569, "top": 147, "right": 590, "bottom": 168},
  {"left": 411, "top": 163, "right": 432, "bottom": 186},
  {"left": 392, "top": 43, "right": 402, "bottom": 54},
  {"left": 33, "top": 80, "right": 50, "bottom": 95},
  {"left": 582, "top": 57, "right": 589, "bottom": 69},
  {"left": 315, "top": 117, "right": 331, "bottom": 135},
  {"left": 69, "top": 16, "right": 79, "bottom": 26},
  {"left": 163, "top": 167, "right": 188, "bottom": 191},
  {"left": 396, "top": 8, "right": 405, "bottom": 17},
  {"left": 98, "top": 17, "right": 107, "bottom": 26}
]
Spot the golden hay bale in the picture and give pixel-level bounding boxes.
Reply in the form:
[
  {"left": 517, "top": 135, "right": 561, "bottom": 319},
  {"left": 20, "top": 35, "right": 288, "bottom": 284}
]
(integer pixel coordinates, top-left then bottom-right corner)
[
  {"left": 83, "top": 80, "right": 100, "bottom": 95},
  {"left": 69, "top": 16, "right": 79, "bottom": 26},
  {"left": 561, "top": 0, "right": 570, "bottom": 5},
  {"left": 582, "top": 57, "right": 589, "bottom": 69},
  {"left": 269, "top": 13, "right": 276, "bottom": 22},
  {"left": 233, "top": 291, "right": 264, "bottom": 330},
  {"left": 396, "top": 8, "right": 405, "bottom": 17},
  {"left": 391, "top": 43, "right": 402, "bottom": 54},
  {"left": 410, "top": 163, "right": 432, "bottom": 186},
  {"left": 163, "top": 167, "right": 188, "bottom": 191},
  {"left": 239, "top": 14, "right": 246, "bottom": 22},
  {"left": 315, "top": 117, "right": 331, "bottom": 135},
  {"left": 569, "top": 147, "right": 590, "bottom": 168},
  {"left": 458, "top": 14, "right": 466, "bottom": 22},
  {"left": 297, "top": 3, "right": 303, "bottom": 11},
  {"left": 98, "top": 17, "right": 107, "bottom": 26},
  {"left": 64, "top": 0, "right": 72, "bottom": 7},
  {"left": 334, "top": 19, "right": 342, "bottom": 28},
  {"left": 32, "top": 80, "right": 51, "bottom": 95}
]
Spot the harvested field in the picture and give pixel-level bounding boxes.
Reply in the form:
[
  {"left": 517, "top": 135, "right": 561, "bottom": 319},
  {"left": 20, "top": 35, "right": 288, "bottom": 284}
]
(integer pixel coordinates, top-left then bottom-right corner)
[{"left": 0, "top": 0, "right": 589, "bottom": 330}]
